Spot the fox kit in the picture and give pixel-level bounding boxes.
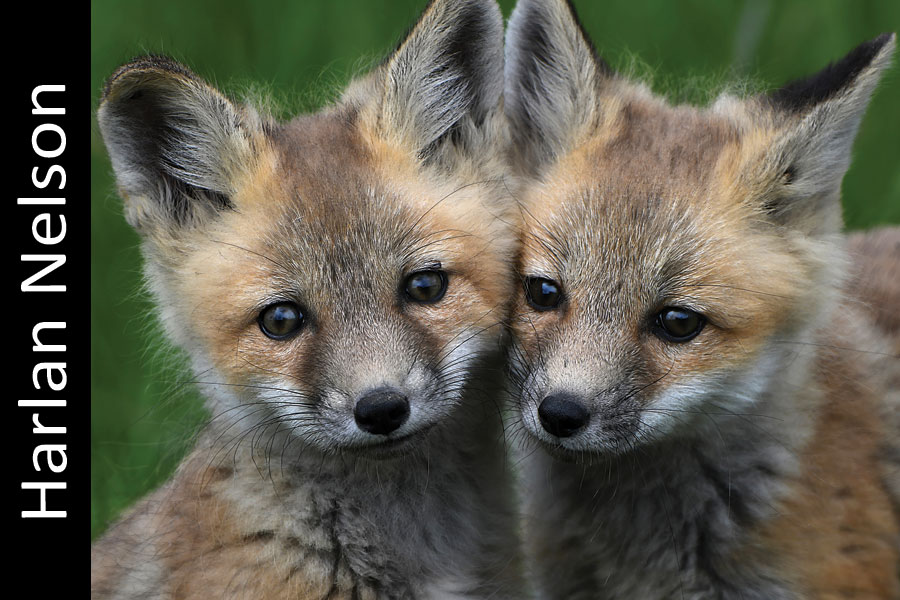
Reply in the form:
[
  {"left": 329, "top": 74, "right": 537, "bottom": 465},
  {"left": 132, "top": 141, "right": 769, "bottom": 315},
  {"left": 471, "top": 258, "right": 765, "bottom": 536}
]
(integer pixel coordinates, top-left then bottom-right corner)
[
  {"left": 503, "top": 0, "right": 900, "bottom": 598},
  {"left": 91, "top": 1, "right": 527, "bottom": 598}
]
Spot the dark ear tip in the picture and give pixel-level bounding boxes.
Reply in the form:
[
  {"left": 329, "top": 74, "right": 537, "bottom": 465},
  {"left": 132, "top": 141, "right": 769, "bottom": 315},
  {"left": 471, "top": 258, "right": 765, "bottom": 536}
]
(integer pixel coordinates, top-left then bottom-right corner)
[
  {"left": 860, "top": 32, "right": 896, "bottom": 60},
  {"left": 872, "top": 32, "right": 896, "bottom": 48},
  {"left": 101, "top": 54, "right": 197, "bottom": 104},
  {"left": 767, "top": 32, "right": 896, "bottom": 114}
]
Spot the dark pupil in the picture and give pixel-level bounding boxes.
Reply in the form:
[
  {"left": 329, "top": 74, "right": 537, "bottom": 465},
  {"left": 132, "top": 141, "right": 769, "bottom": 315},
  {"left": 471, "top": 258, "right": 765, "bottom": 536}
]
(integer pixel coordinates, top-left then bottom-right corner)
[
  {"left": 527, "top": 277, "right": 560, "bottom": 308},
  {"left": 660, "top": 308, "right": 700, "bottom": 338},
  {"left": 406, "top": 271, "right": 444, "bottom": 302},
  {"left": 262, "top": 303, "right": 302, "bottom": 337}
]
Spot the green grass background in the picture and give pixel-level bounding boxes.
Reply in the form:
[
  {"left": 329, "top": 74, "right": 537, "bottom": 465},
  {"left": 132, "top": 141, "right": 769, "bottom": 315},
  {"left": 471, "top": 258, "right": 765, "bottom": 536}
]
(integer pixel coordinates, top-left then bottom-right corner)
[{"left": 91, "top": 0, "right": 900, "bottom": 540}]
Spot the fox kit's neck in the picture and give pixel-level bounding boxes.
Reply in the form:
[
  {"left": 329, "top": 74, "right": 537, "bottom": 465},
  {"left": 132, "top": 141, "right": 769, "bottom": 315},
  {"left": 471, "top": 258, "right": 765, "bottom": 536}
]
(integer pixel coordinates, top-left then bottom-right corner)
[
  {"left": 521, "top": 366, "right": 815, "bottom": 599},
  {"left": 229, "top": 382, "right": 516, "bottom": 597}
]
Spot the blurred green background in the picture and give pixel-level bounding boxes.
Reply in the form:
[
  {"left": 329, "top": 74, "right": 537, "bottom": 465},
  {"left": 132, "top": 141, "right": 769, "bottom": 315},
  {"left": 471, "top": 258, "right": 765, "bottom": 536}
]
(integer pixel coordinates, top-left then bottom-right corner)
[{"left": 91, "top": 0, "right": 900, "bottom": 540}]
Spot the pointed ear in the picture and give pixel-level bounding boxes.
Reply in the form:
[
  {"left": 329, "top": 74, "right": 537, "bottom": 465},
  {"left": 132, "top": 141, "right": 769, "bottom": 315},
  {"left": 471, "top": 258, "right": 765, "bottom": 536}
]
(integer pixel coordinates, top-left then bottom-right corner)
[
  {"left": 350, "top": 0, "right": 504, "bottom": 168},
  {"left": 504, "top": 0, "right": 613, "bottom": 170},
  {"left": 97, "top": 56, "right": 264, "bottom": 234},
  {"left": 756, "top": 33, "right": 895, "bottom": 233}
]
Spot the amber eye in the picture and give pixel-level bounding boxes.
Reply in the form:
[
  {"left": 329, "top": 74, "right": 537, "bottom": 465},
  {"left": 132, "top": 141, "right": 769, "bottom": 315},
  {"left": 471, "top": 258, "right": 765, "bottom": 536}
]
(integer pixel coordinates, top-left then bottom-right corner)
[
  {"left": 258, "top": 302, "right": 304, "bottom": 339},
  {"left": 404, "top": 270, "right": 447, "bottom": 304},
  {"left": 655, "top": 307, "right": 705, "bottom": 342},
  {"left": 525, "top": 277, "right": 562, "bottom": 311}
]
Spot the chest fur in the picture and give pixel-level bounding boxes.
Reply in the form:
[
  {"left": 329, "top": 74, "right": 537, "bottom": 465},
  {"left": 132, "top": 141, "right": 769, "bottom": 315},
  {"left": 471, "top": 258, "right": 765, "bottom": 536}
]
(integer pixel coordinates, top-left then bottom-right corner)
[{"left": 522, "top": 440, "right": 796, "bottom": 599}]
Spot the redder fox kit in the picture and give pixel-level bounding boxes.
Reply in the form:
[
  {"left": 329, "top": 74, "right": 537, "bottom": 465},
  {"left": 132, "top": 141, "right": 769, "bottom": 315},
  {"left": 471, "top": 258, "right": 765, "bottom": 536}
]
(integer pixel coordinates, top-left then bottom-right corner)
[
  {"left": 503, "top": 0, "right": 899, "bottom": 598},
  {"left": 92, "top": 0, "right": 527, "bottom": 598}
]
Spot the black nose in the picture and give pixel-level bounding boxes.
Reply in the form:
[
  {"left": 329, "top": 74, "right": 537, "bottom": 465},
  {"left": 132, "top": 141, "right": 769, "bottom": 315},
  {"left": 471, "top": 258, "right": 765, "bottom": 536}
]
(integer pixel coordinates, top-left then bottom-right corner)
[
  {"left": 354, "top": 389, "right": 410, "bottom": 435},
  {"left": 538, "top": 394, "right": 589, "bottom": 438}
]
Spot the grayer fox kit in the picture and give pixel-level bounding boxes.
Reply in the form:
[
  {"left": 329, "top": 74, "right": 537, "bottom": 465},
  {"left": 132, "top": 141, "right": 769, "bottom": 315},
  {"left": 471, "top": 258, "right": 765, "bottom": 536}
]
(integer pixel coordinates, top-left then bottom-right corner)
[
  {"left": 503, "top": 0, "right": 900, "bottom": 597},
  {"left": 91, "top": 1, "right": 527, "bottom": 597}
]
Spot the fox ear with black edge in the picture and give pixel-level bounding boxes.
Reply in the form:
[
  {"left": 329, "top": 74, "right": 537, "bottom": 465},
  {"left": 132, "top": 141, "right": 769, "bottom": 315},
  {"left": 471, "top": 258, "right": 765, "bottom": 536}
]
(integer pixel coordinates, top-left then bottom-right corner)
[
  {"left": 348, "top": 0, "right": 505, "bottom": 171},
  {"left": 504, "top": 0, "right": 614, "bottom": 172},
  {"left": 97, "top": 55, "right": 266, "bottom": 237},
  {"left": 757, "top": 33, "right": 896, "bottom": 234}
]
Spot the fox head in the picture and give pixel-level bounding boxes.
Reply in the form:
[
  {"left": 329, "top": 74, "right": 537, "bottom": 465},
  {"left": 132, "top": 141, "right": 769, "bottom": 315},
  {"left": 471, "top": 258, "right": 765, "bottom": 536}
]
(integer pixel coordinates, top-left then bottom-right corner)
[
  {"left": 97, "top": 0, "right": 514, "bottom": 459},
  {"left": 503, "top": 0, "right": 895, "bottom": 456}
]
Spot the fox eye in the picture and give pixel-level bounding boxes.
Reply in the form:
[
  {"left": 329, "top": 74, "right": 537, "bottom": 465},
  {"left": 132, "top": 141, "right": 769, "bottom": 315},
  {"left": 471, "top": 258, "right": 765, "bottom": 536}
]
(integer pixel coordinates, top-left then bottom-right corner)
[
  {"left": 525, "top": 277, "right": 562, "bottom": 311},
  {"left": 404, "top": 270, "right": 447, "bottom": 304},
  {"left": 655, "top": 307, "right": 705, "bottom": 342},
  {"left": 259, "top": 302, "right": 304, "bottom": 339}
]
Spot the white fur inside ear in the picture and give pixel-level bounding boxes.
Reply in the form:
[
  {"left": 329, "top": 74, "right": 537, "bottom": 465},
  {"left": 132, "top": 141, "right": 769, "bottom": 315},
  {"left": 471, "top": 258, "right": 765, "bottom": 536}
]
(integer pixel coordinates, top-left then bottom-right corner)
[
  {"left": 503, "top": 0, "right": 607, "bottom": 168},
  {"left": 156, "top": 84, "right": 258, "bottom": 196},
  {"left": 378, "top": 0, "right": 504, "bottom": 160},
  {"left": 761, "top": 34, "right": 895, "bottom": 233},
  {"left": 780, "top": 57, "right": 891, "bottom": 195}
]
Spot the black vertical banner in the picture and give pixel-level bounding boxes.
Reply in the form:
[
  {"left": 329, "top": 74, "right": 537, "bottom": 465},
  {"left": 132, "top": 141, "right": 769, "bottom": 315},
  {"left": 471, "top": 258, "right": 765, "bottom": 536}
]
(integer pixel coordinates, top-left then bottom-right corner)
[{"left": 10, "top": 2, "right": 81, "bottom": 589}]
